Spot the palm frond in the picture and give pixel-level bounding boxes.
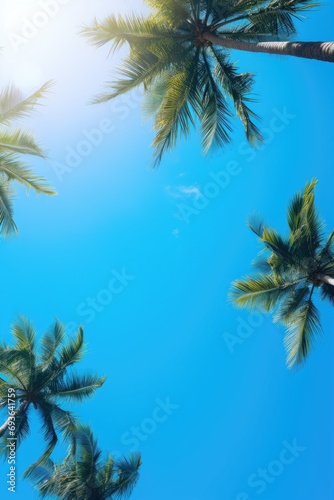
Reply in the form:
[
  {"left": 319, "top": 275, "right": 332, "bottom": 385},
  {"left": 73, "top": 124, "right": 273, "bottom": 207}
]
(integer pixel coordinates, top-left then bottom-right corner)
[
  {"left": 81, "top": 14, "right": 176, "bottom": 51},
  {"left": 11, "top": 315, "right": 36, "bottom": 353},
  {"left": 57, "top": 327, "right": 85, "bottom": 371},
  {"left": 210, "top": 47, "right": 262, "bottom": 144},
  {"left": 0, "top": 81, "right": 52, "bottom": 125},
  {"left": 230, "top": 273, "right": 302, "bottom": 311},
  {"left": 23, "top": 400, "right": 58, "bottom": 476},
  {"left": 273, "top": 285, "right": 310, "bottom": 324},
  {"left": 284, "top": 291, "right": 321, "bottom": 367},
  {"left": 0, "top": 181, "right": 17, "bottom": 236},
  {"left": 151, "top": 58, "right": 199, "bottom": 167},
  {"left": 0, "top": 129, "right": 45, "bottom": 157},
  {"left": 320, "top": 283, "right": 334, "bottom": 306},
  {"left": 40, "top": 321, "right": 66, "bottom": 370},
  {"left": 198, "top": 51, "right": 232, "bottom": 152},
  {"left": 50, "top": 372, "right": 106, "bottom": 402},
  {"left": 247, "top": 212, "right": 265, "bottom": 237},
  {"left": 0, "top": 153, "right": 56, "bottom": 194},
  {"left": 111, "top": 453, "right": 142, "bottom": 498}
]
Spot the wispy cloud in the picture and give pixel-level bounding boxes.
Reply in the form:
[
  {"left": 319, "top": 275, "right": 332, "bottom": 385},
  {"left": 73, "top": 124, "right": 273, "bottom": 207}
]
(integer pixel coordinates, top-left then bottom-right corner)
[
  {"left": 165, "top": 184, "right": 202, "bottom": 200},
  {"left": 178, "top": 185, "right": 202, "bottom": 199}
]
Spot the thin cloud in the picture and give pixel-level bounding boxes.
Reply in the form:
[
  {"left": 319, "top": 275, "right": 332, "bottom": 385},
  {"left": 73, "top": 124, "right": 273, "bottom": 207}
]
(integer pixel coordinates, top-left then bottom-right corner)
[{"left": 166, "top": 184, "right": 202, "bottom": 200}]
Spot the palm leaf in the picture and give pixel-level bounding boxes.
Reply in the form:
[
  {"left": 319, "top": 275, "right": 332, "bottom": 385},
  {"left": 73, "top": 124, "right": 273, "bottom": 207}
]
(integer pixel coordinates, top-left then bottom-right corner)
[
  {"left": 0, "top": 181, "right": 17, "bottom": 236},
  {"left": 0, "top": 153, "right": 56, "bottom": 194},
  {"left": 0, "top": 81, "right": 52, "bottom": 126},
  {"left": 0, "top": 129, "right": 45, "bottom": 157},
  {"left": 230, "top": 273, "right": 301, "bottom": 311},
  {"left": 151, "top": 58, "right": 199, "bottom": 167},
  {"left": 284, "top": 292, "right": 321, "bottom": 367},
  {"left": 210, "top": 47, "right": 262, "bottom": 144},
  {"left": 50, "top": 373, "right": 106, "bottom": 402}
]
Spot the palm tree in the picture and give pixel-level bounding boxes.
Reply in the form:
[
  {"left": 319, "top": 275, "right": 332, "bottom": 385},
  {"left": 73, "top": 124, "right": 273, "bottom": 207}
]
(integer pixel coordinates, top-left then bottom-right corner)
[
  {"left": 0, "top": 82, "right": 56, "bottom": 235},
  {"left": 0, "top": 317, "right": 106, "bottom": 473},
  {"left": 28, "top": 425, "right": 141, "bottom": 499},
  {"left": 82, "top": 0, "right": 334, "bottom": 166},
  {"left": 230, "top": 179, "right": 334, "bottom": 367}
]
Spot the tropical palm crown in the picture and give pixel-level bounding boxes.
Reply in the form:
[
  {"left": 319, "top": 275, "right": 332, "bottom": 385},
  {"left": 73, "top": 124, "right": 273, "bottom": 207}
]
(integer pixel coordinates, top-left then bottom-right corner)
[
  {"left": 0, "top": 82, "right": 56, "bottom": 235},
  {"left": 28, "top": 425, "right": 141, "bottom": 500},
  {"left": 0, "top": 317, "right": 105, "bottom": 473},
  {"left": 83, "top": 0, "right": 333, "bottom": 166},
  {"left": 230, "top": 180, "right": 334, "bottom": 367}
]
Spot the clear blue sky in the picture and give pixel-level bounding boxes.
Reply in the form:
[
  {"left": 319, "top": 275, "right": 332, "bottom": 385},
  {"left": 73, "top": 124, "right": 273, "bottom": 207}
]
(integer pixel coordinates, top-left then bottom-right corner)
[{"left": 0, "top": 1, "right": 334, "bottom": 499}]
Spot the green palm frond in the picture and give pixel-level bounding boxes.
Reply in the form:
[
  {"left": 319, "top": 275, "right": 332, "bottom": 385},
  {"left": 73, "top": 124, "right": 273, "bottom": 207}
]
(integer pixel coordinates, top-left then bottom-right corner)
[
  {"left": 83, "top": 1, "right": 266, "bottom": 165},
  {"left": 81, "top": 14, "right": 176, "bottom": 51},
  {"left": 50, "top": 372, "right": 106, "bottom": 402},
  {"left": 0, "top": 129, "right": 45, "bottom": 157},
  {"left": 230, "top": 273, "right": 302, "bottom": 311},
  {"left": 319, "top": 230, "right": 334, "bottom": 264},
  {"left": 211, "top": 47, "right": 263, "bottom": 144},
  {"left": 230, "top": 179, "right": 333, "bottom": 367},
  {"left": 288, "top": 179, "right": 324, "bottom": 257},
  {"left": 0, "top": 181, "right": 17, "bottom": 236},
  {"left": 0, "top": 79, "right": 55, "bottom": 234},
  {"left": 273, "top": 285, "right": 309, "bottom": 324},
  {"left": 40, "top": 321, "right": 66, "bottom": 370},
  {"left": 199, "top": 51, "right": 233, "bottom": 152},
  {"left": 110, "top": 453, "right": 142, "bottom": 498},
  {"left": 11, "top": 315, "right": 36, "bottom": 352},
  {"left": 29, "top": 425, "right": 141, "bottom": 499},
  {"left": 212, "top": 0, "right": 319, "bottom": 32},
  {"left": 83, "top": 0, "right": 326, "bottom": 165},
  {"left": 0, "top": 81, "right": 52, "bottom": 126},
  {"left": 151, "top": 59, "right": 199, "bottom": 167},
  {"left": 0, "top": 320, "right": 105, "bottom": 476},
  {"left": 0, "top": 153, "right": 56, "bottom": 195},
  {"left": 23, "top": 459, "right": 54, "bottom": 492},
  {"left": 320, "top": 283, "right": 334, "bottom": 305},
  {"left": 247, "top": 213, "right": 266, "bottom": 237},
  {"left": 0, "top": 349, "right": 30, "bottom": 390},
  {"left": 57, "top": 327, "right": 85, "bottom": 371},
  {"left": 284, "top": 291, "right": 321, "bottom": 367}
]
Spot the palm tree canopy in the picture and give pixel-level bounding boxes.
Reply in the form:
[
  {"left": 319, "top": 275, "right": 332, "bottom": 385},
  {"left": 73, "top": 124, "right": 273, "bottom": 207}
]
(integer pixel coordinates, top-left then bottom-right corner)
[
  {"left": 0, "top": 317, "right": 106, "bottom": 472},
  {"left": 0, "top": 81, "right": 56, "bottom": 236},
  {"left": 28, "top": 425, "right": 142, "bottom": 500},
  {"left": 82, "top": 0, "right": 322, "bottom": 166},
  {"left": 230, "top": 180, "right": 334, "bottom": 367}
]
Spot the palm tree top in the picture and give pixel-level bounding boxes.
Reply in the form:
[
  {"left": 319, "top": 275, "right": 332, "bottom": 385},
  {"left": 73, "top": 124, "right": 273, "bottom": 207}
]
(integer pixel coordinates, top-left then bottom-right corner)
[
  {"left": 83, "top": 0, "right": 318, "bottom": 49},
  {"left": 0, "top": 81, "right": 57, "bottom": 236},
  {"left": 230, "top": 180, "right": 334, "bottom": 367},
  {"left": 28, "top": 425, "right": 142, "bottom": 499},
  {"left": 0, "top": 317, "right": 106, "bottom": 472},
  {"left": 82, "top": 0, "right": 330, "bottom": 167}
]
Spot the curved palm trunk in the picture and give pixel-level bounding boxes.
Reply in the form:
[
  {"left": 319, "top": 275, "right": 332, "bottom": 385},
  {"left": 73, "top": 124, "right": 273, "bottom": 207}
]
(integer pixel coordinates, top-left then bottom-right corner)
[
  {"left": 316, "top": 274, "right": 334, "bottom": 286},
  {"left": 0, "top": 400, "right": 28, "bottom": 437},
  {"left": 203, "top": 32, "right": 334, "bottom": 63}
]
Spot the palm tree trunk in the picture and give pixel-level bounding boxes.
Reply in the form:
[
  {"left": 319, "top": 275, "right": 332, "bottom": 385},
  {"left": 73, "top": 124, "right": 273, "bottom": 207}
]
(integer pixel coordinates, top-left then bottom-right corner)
[
  {"left": 315, "top": 274, "right": 334, "bottom": 286},
  {"left": 202, "top": 32, "right": 334, "bottom": 63},
  {"left": 0, "top": 400, "right": 28, "bottom": 437}
]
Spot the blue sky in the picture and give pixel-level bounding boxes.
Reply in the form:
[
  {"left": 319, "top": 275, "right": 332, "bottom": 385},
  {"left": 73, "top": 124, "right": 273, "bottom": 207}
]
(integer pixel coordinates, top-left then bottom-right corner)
[{"left": 0, "top": 1, "right": 334, "bottom": 499}]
